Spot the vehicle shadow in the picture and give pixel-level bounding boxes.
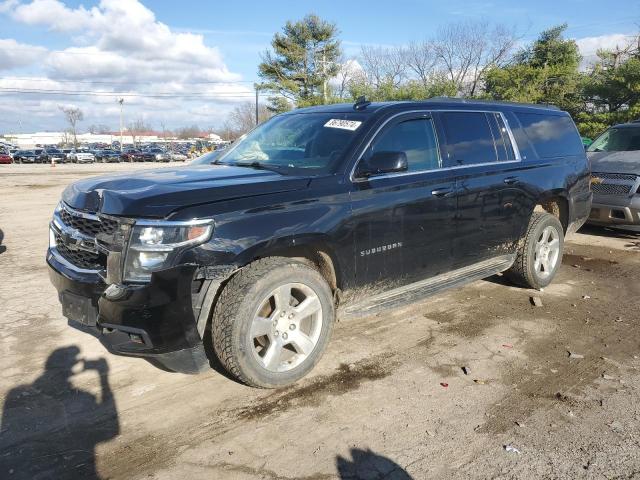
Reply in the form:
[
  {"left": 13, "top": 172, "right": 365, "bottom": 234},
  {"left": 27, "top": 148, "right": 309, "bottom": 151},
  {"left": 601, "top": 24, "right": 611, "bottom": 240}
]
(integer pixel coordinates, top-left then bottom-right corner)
[
  {"left": 579, "top": 224, "right": 640, "bottom": 240},
  {"left": 0, "top": 228, "right": 5, "bottom": 254},
  {"left": 336, "top": 448, "right": 413, "bottom": 479},
  {"left": 0, "top": 346, "right": 119, "bottom": 479}
]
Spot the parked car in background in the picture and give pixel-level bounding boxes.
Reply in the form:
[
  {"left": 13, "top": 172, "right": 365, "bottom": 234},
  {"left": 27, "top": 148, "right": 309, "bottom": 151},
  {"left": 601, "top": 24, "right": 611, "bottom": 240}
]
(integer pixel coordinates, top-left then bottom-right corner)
[
  {"left": 96, "top": 150, "right": 121, "bottom": 163},
  {"left": 68, "top": 150, "right": 96, "bottom": 163},
  {"left": 0, "top": 153, "right": 13, "bottom": 164},
  {"left": 587, "top": 121, "right": 640, "bottom": 226},
  {"left": 45, "top": 148, "right": 67, "bottom": 164},
  {"left": 34, "top": 149, "right": 48, "bottom": 163},
  {"left": 170, "top": 151, "right": 188, "bottom": 162},
  {"left": 120, "top": 148, "right": 140, "bottom": 162},
  {"left": 13, "top": 150, "right": 39, "bottom": 163},
  {"left": 144, "top": 148, "right": 169, "bottom": 162},
  {"left": 48, "top": 99, "right": 591, "bottom": 387}
]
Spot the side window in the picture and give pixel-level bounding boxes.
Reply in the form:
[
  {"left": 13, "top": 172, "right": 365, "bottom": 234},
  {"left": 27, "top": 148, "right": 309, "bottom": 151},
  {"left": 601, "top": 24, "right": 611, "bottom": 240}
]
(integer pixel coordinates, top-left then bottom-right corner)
[
  {"left": 440, "top": 112, "right": 498, "bottom": 166},
  {"left": 515, "top": 112, "right": 584, "bottom": 158},
  {"left": 369, "top": 118, "right": 440, "bottom": 172}
]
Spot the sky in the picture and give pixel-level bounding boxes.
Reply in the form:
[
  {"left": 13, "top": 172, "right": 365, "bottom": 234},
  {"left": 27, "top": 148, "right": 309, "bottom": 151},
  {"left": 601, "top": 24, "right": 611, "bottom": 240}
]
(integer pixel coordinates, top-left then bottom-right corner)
[{"left": 0, "top": 0, "right": 638, "bottom": 134}]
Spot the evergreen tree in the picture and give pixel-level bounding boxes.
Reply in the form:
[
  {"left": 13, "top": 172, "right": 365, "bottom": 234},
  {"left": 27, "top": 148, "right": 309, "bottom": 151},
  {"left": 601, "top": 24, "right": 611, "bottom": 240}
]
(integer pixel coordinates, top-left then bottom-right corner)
[
  {"left": 484, "top": 24, "right": 582, "bottom": 115},
  {"left": 259, "top": 14, "right": 341, "bottom": 112}
]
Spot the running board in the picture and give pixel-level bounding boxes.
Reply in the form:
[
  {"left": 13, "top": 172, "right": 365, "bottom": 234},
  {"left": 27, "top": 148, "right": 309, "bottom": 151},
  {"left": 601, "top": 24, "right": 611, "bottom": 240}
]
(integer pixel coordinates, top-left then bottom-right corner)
[{"left": 340, "top": 255, "right": 515, "bottom": 319}]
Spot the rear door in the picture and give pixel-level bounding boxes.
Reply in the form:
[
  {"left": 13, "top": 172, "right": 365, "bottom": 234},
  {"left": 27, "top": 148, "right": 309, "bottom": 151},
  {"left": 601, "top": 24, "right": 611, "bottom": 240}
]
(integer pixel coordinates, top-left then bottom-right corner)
[
  {"left": 349, "top": 111, "right": 458, "bottom": 289},
  {"left": 434, "top": 110, "right": 529, "bottom": 268}
]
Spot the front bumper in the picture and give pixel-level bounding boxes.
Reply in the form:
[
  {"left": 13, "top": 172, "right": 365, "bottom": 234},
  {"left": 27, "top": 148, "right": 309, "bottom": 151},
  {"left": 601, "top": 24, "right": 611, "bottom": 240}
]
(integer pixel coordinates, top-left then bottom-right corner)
[
  {"left": 588, "top": 194, "right": 640, "bottom": 226},
  {"left": 47, "top": 250, "right": 210, "bottom": 373}
]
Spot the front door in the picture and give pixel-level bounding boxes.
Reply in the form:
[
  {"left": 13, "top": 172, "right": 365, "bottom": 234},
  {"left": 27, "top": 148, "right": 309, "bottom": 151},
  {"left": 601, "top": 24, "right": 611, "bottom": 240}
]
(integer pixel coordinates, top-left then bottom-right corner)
[{"left": 349, "top": 112, "right": 457, "bottom": 291}]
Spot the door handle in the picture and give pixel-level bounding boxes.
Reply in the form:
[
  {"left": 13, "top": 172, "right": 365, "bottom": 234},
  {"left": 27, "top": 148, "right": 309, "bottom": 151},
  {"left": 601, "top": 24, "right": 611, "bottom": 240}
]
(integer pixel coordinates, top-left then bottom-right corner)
[
  {"left": 431, "top": 188, "right": 453, "bottom": 198},
  {"left": 503, "top": 176, "right": 520, "bottom": 185}
]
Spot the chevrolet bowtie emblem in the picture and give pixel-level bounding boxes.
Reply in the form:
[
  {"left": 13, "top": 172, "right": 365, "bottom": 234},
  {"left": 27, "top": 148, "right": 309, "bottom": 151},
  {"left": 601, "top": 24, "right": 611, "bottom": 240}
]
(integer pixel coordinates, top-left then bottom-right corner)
[{"left": 590, "top": 177, "right": 603, "bottom": 185}]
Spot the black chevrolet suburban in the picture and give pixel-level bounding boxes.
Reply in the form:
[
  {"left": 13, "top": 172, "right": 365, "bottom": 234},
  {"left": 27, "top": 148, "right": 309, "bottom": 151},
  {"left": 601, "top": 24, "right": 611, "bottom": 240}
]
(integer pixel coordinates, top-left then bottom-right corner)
[{"left": 47, "top": 99, "right": 592, "bottom": 388}]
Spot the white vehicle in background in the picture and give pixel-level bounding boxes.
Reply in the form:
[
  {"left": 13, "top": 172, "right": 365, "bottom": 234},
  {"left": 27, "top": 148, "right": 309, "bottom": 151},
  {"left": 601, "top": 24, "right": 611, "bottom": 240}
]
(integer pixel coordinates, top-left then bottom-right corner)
[
  {"left": 169, "top": 152, "right": 188, "bottom": 162},
  {"left": 68, "top": 150, "right": 96, "bottom": 163}
]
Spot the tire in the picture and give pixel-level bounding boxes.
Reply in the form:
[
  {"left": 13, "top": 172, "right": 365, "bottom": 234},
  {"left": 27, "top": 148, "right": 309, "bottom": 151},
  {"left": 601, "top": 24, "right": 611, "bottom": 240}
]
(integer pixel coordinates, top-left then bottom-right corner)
[
  {"left": 506, "top": 212, "right": 564, "bottom": 289},
  {"left": 212, "top": 257, "right": 335, "bottom": 388}
]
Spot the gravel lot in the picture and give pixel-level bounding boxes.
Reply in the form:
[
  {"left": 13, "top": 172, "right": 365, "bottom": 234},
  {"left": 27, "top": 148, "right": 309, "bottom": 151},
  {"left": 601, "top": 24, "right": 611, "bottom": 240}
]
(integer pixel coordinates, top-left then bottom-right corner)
[{"left": 1, "top": 163, "right": 640, "bottom": 480}]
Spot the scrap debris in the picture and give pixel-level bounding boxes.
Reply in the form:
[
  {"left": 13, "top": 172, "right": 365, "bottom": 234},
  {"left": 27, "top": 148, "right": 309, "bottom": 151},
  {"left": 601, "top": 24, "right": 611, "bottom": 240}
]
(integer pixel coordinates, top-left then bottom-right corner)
[
  {"left": 568, "top": 351, "right": 585, "bottom": 359},
  {"left": 504, "top": 445, "right": 521, "bottom": 454},
  {"left": 530, "top": 296, "right": 544, "bottom": 307}
]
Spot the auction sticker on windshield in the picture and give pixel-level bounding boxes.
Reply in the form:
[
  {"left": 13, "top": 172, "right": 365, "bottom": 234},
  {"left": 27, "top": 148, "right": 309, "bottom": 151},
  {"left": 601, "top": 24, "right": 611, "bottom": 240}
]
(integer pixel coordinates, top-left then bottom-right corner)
[{"left": 324, "top": 119, "right": 362, "bottom": 131}]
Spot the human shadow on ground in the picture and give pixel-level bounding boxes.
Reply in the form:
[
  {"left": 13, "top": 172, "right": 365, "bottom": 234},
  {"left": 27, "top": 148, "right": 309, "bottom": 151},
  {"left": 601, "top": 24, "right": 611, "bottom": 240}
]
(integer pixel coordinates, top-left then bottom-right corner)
[
  {"left": 336, "top": 448, "right": 413, "bottom": 479},
  {"left": 0, "top": 346, "right": 119, "bottom": 479}
]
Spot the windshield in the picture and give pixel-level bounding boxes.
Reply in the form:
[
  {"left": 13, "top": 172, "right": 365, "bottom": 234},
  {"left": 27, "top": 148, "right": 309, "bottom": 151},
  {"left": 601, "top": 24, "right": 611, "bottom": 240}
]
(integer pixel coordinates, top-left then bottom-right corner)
[
  {"left": 191, "top": 150, "right": 223, "bottom": 165},
  {"left": 588, "top": 126, "right": 640, "bottom": 152},
  {"left": 217, "top": 112, "right": 367, "bottom": 174}
]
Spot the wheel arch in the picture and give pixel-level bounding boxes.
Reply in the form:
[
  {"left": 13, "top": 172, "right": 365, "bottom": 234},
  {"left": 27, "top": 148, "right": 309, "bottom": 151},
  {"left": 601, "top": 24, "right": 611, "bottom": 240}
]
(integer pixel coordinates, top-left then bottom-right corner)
[
  {"left": 234, "top": 234, "right": 344, "bottom": 294},
  {"left": 534, "top": 192, "right": 569, "bottom": 233}
]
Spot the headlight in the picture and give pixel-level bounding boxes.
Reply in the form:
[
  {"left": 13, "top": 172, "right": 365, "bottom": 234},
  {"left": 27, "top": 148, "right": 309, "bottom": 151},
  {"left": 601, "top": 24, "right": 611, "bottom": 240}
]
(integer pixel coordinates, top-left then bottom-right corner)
[{"left": 123, "top": 220, "right": 213, "bottom": 282}]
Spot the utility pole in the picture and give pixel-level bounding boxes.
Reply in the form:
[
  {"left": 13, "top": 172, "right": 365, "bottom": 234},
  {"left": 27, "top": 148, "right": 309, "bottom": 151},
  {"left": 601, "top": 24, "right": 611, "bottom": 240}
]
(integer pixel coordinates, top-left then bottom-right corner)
[
  {"left": 117, "top": 98, "right": 124, "bottom": 152},
  {"left": 322, "top": 49, "right": 327, "bottom": 104},
  {"left": 255, "top": 87, "right": 259, "bottom": 126}
]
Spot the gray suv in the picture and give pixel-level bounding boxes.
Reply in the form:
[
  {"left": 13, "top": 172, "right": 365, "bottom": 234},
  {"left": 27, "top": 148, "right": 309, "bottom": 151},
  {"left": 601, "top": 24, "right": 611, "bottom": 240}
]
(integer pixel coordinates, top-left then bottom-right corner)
[{"left": 587, "top": 121, "right": 640, "bottom": 226}]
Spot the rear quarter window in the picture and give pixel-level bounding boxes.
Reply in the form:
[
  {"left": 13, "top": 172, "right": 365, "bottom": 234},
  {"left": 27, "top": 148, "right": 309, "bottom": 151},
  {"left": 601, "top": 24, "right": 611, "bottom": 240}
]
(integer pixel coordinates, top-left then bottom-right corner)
[{"left": 515, "top": 112, "right": 583, "bottom": 158}]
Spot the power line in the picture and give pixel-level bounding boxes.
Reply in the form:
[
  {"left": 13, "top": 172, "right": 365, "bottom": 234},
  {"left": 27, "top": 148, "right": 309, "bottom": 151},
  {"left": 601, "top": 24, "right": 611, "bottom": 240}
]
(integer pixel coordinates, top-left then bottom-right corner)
[
  {"left": 0, "top": 87, "right": 258, "bottom": 99},
  {"left": 0, "top": 76, "right": 258, "bottom": 85}
]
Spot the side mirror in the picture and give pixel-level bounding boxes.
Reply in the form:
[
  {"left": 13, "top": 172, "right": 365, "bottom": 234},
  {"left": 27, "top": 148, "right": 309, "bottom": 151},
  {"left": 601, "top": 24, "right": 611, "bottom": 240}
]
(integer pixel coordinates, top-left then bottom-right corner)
[{"left": 358, "top": 151, "right": 408, "bottom": 177}]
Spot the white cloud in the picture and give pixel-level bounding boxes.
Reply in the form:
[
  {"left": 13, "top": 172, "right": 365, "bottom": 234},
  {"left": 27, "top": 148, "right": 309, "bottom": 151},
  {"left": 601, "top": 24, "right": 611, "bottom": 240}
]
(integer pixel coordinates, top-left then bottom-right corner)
[
  {"left": 0, "top": 38, "right": 47, "bottom": 69},
  {"left": 575, "top": 33, "right": 636, "bottom": 67},
  {"left": 0, "top": 0, "right": 252, "bottom": 132}
]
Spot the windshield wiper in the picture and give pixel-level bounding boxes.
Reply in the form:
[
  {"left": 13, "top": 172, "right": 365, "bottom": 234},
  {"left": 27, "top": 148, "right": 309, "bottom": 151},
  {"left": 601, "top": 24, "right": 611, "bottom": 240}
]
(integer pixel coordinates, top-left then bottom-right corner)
[{"left": 232, "top": 161, "right": 285, "bottom": 173}]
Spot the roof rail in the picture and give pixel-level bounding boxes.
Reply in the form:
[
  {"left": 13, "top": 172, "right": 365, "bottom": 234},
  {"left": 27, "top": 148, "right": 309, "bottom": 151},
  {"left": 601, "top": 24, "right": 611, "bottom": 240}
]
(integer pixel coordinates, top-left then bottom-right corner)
[
  {"left": 424, "top": 97, "right": 561, "bottom": 111},
  {"left": 353, "top": 96, "right": 372, "bottom": 111}
]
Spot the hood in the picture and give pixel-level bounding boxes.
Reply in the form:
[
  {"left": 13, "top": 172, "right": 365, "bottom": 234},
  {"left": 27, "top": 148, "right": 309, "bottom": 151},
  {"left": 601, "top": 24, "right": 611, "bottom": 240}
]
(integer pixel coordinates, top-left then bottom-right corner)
[
  {"left": 62, "top": 164, "right": 311, "bottom": 217},
  {"left": 588, "top": 151, "right": 640, "bottom": 175}
]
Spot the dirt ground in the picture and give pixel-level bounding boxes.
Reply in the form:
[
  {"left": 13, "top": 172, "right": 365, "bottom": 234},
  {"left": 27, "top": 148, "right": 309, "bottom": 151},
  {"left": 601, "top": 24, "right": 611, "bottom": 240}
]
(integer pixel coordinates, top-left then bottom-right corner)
[{"left": 1, "top": 163, "right": 640, "bottom": 480}]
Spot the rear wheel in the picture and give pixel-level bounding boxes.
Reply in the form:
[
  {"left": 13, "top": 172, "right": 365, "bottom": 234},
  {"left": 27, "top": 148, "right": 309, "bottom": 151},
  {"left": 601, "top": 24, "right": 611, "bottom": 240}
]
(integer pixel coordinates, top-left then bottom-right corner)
[
  {"left": 506, "top": 212, "right": 564, "bottom": 289},
  {"left": 212, "top": 257, "right": 334, "bottom": 388}
]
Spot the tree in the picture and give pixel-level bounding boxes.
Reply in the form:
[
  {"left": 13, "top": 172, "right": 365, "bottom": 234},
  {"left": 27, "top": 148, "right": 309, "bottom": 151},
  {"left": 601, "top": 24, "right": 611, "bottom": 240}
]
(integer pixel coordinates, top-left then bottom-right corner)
[
  {"left": 433, "top": 20, "right": 517, "bottom": 96},
  {"left": 175, "top": 125, "right": 202, "bottom": 140},
  {"left": 575, "top": 35, "right": 640, "bottom": 137},
  {"left": 259, "top": 14, "right": 341, "bottom": 111},
  {"left": 218, "top": 102, "right": 273, "bottom": 141},
  {"left": 127, "top": 118, "right": 151, "bottom": 147},
  {"left": 87, "top": 124, "right": 111, "bottom": 134},
  {"left": 484, "top": 24, "right": 582, "bottom": 114},
  {"left": 59, "top": 106, "right": 83, "bottom": 148}
]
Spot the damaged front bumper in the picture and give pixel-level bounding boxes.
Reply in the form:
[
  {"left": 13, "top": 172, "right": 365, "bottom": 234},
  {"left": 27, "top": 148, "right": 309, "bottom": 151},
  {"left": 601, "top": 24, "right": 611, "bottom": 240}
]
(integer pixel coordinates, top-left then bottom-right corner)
[{"left": 47, "top": 248, "right": 234, "bottom": 374}]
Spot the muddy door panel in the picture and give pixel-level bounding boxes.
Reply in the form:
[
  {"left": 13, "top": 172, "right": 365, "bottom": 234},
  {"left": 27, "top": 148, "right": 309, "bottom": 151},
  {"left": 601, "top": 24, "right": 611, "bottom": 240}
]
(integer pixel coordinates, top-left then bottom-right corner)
[{"left": 349, "top": 170, "right": 457, "bottom": 290}]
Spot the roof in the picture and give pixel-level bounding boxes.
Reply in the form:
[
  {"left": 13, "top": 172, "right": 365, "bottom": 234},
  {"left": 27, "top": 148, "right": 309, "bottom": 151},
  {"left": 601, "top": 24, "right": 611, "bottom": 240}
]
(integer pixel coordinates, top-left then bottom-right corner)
[
  {"left": 611, "top": 122, "right": 640, "bottom": 129},
  {"left": 290, "top": 98, "right": 564, "bottom": 115}
]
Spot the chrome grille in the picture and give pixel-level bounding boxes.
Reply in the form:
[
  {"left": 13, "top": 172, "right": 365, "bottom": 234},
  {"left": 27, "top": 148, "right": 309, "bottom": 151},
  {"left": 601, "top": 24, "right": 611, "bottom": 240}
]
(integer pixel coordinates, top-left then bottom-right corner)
[
  {"left": 591, "top": 183, "right": 633, "bottom": 195},
  {"left": 52, "top": 204, "right": 120, "bottom": 271},
  {"left": 59, "top": 208, "right": 118, "bottom": 236},
  {"left": 592, "top": 172, "right": 638, "bottom": 182},
  {"left": 54, "top": 232, "right": 105, "bottom": 270}
]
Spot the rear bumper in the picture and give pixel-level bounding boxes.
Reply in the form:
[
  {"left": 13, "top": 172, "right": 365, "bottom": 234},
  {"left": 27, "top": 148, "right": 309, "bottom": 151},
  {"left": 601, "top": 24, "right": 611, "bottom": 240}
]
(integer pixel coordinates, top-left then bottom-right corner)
[
  {"left": 588, "top": 194, "right": 640, "bottom": 226},
  {"left": 47, "top": 250, "right": 210, "bottom": 373}
]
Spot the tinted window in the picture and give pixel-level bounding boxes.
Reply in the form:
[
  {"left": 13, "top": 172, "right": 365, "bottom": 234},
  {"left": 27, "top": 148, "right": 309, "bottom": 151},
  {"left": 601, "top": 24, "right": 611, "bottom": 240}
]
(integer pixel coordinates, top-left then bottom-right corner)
[
  {"left": 588, "top": 126, "right": 640, "bottom": 152},
  {"left": 370, "top": 118, "right": 440, "bottom": 172},
  {"left": 516, "top": 113, "right": 583, "bottom": 158},
  {"left": 440, "top": 112, "right": 498, "bottom": 166}
]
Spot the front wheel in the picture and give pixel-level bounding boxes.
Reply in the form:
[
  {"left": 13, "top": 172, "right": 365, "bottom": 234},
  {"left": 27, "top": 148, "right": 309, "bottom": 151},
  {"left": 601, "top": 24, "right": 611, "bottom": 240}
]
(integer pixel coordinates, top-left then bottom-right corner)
[
  {"left": 212, "top": 257, "right": 334, "bottom": 388},
  {"left": 506, "top": 212, "right": 564, "bottom": 289}
]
